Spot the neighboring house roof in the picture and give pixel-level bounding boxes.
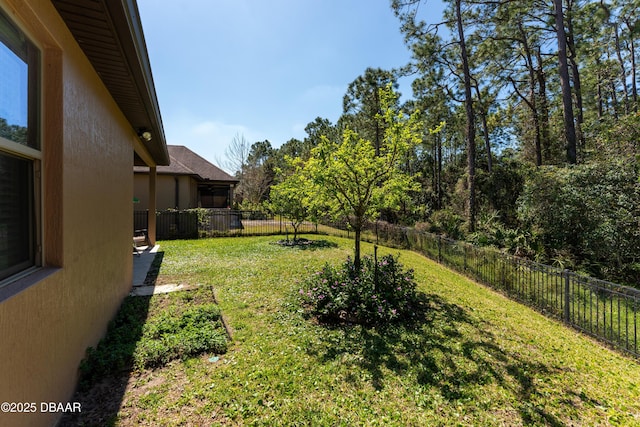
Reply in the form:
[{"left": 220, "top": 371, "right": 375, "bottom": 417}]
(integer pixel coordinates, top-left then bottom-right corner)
[
  {"left": 51, "top": 0, "right": 170, "bottom": 166},
  {"left": 135, "top": 145, "right": 239, "bottom": 183}
]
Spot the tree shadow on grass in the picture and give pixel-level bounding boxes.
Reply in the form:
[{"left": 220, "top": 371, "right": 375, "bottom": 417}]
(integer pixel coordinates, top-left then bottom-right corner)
[
  {"left": 272, "top": 238, "right": 338, "bottom": 251},
  {"left": 305, "top": 292, "right": 567, "bottom": 426}
]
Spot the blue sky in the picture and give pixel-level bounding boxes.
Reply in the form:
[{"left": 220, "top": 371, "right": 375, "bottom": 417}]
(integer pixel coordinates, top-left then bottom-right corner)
[{"left": 137, "top": 0, "right": 440, "bottom": 172}]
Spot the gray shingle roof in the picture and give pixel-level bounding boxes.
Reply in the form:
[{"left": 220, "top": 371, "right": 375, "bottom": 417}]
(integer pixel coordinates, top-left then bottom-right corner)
[{"left": 134, "top": 145, "right": 238, "bottom": 183}]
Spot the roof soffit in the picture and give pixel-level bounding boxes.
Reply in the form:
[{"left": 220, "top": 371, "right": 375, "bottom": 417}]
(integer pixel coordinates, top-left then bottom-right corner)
[{"left": 51, "top": 0, "right": 169, "bottom": 166}]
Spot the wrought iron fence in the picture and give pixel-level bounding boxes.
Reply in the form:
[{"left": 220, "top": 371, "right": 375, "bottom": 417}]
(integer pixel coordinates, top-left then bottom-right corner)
[
  {"left": 134, "top": 209, "right": 317, "bottom": 240},
  {"left": 366, "top": 222, "right": 640, "bottom": 358},
  {"left": 197, "top": 209, "right": 317, "bottom": 237},
  {"left": 133, "top": 210, "right": 148, "bottom": 232}
]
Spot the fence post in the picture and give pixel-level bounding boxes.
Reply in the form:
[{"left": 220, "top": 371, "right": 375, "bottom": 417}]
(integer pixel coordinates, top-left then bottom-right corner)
[
  {"left": 464, "top": 244, "right": 468, "bottom": 271},
  {"left": 564, "top": 270, "right": 571, "bottom": 323},
  {"left": 437, "top": 235, "right": 442, "bottom": 263},
  {"left": 374, "top": 245, "right": 379, "bottom": 291},
  {"left": 375, "top": 221, "right": 379, "bottom": 245}
]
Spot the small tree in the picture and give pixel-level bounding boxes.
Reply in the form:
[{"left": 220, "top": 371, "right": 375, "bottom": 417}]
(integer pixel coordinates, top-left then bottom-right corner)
[
  {"left": 268, "top": 157, "right": 315, "bottom": 242},
  {"left": 306, "top": 85, "right": 422, "bottom": 269}
]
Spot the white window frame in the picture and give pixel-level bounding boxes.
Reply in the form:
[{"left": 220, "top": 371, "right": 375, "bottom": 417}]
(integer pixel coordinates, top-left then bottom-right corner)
[{"left": 0, "top": 7, "right": 42, "bottom": 286}]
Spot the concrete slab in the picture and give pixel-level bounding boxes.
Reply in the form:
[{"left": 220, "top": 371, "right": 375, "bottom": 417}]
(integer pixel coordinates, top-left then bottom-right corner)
[
  {"left": 130, "top": 283, "right": 187, "bottom": 296},
  {"left": 131, "top": 245, "right": 196, "bottom": 297},
  {"left": 132, "top": 244, "right": 160, "bottom": 287}
]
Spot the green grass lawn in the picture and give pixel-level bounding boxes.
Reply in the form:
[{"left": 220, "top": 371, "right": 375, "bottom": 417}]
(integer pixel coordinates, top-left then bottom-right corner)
[{"left": 115, "top": 235, "right": 640, "bottom": 426}]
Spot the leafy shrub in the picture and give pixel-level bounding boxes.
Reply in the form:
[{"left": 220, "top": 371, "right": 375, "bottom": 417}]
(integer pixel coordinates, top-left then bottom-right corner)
[
  {"left": 428, "top": 208, "right": 465, "bottom": 240},
  {"left": 517, "top": 161, "right": 640, "bottom": 284},
  {"left": 299, "top": 253, "right": 421, "bottom": 325}
]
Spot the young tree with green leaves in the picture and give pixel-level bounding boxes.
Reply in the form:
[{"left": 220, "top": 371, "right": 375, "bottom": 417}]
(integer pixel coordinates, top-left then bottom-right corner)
[
  {"left": 307, "top": 85, "right": 422, "bottom": 269},
  {"left": 267, "top": 157, "right": 316, "bottom": 242}
]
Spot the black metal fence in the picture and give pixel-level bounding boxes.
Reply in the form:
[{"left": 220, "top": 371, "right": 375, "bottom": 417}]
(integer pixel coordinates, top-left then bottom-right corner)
[
  {"left": 363, "top": 221, "right": 640, "bottom": 358},
  {"left": 134, "top": 209, "right": 317, "bottom": 240},
  {"left": 133, "top": 210, "right": 148, "bottom": 232}
]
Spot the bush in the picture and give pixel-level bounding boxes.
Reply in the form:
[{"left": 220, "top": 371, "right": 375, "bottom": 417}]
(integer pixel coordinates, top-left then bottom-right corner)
[
  {"left": 517, "top": 161, "right": 640, "bottom": 284},
  {"left": 299, "top": 253, "right": 421, "bottom": 325},
  {"left": 429, "top": 208, "right": 465, "bottom": 240}
]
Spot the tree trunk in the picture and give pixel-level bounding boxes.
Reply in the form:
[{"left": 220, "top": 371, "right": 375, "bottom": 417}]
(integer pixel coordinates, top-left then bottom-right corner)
[
  {"left": 474, "top": 86, "right": 493, "bottom": 172},
  {"left": 625, "top": 19, "right": 638, "bottom": 110},
  {"left": 456, "top": 0, "right": 476, "bottom": 232},
  {"left": 374, "top": 88, "right": 381, "bottom": 157},
  {"left": 632, "top": 37, "right": 638, "bottom": 110},
  {"left": 518, "top": 22, "right": 542, "bottom": 166},
  {"left": 554, "top": 0, "right": 578, "bottom": 164},
  {"left": 608, "top": 48, "right": 620, "bottom": 118},
  {"left": 481, "top": 112, "right": 492, "bottom": 173},
  {"left": 614, "top": 23, "right": 630, "bottom": 114},
  {"left": 527, "top": 54, "right": 542, "bottom": 166},
  {"left": 565, "top": 6, "right": 585, "bottom": 150},
  {"left": 595, "top": 58, "right": 604, "bottom": 118},
  {"left": 437, "top": 132, "right": 443, "bottom": 210},
  {"left": 536, "top": 48, "right": 551, "bottom": 163},
  {"left": 354, "top": 227, "right": 362, "bottom": 271},
  {"left": 431, "top": 137, "right": 438, "bottom": 210}
]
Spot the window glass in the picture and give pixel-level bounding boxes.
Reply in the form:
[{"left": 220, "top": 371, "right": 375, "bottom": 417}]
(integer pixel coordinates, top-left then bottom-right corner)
[
  {"left": 0, "top": 152, "right": 34, "bottom": 280},
  {"left": 0, "top": 8, "right": 39, "bottom": 150},
  {"left": 0, "top": 8, "right": 40, "bottom": 282}
]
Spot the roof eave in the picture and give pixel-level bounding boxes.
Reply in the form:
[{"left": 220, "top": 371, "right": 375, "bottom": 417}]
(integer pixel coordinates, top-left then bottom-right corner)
[{"left": 52, "top": 0, "right": 170, "bottom": 166}]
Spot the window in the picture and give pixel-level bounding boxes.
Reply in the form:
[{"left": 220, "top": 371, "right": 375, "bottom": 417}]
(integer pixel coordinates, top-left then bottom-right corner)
[{"left": 0, "top": 8, "right": 41, "bottom": 283}]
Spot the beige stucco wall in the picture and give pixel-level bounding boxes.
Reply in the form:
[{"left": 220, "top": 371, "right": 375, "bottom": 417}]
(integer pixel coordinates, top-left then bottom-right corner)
[
  {"left": 0, "top": 1, "right": 138, "bottom": 426},
  {"left": 134, "top": 173, "right": 151, "bottom": 210},
  {"left": 135, "top": 173, "right": 196, "bottom": 210}
]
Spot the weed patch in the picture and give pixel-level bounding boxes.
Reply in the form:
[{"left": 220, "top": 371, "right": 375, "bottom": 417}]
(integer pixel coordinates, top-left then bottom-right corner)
[
  {"left": 78, "top": 287, "right": 228, "bottom": 390},
  {"left": 134, "top": 303, "right": 227, "bottom": 369}
]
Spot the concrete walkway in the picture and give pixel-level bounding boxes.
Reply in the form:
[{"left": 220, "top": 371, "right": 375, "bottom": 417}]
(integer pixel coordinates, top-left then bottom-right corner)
[
  {"left": 132, "top": 244, "right": 160, "bottom": 286},
  {"left": 131, "top": 245, "right": 189, "bottom": 296}
]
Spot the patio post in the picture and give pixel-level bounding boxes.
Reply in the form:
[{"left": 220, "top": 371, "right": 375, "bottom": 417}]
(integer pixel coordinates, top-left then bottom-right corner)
[{"left": 148, "top": 166, "right": 157, "bottom": 245}]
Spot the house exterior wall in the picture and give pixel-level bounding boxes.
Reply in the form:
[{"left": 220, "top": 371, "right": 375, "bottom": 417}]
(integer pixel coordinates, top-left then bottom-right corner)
[
  {"left": 135, "top": 173, "right": 197, "bottom": 211},
  {"left": 156, "top": 175, "right": 175, "bottom": 209},
  {"left": 135, "top": 173, "right": 238, "bottom": 211},
  {"left": 134, "top": 172, "right": 151, "bottom": 210},
  {"left": 0, "top": 1, "right": 137, "bottom": 426},
  {"left": 190, "top": 177, "right": 199, "bottom": 207},
  {"left": 178, "top": 175, "right": 194, "bottom": 208}
]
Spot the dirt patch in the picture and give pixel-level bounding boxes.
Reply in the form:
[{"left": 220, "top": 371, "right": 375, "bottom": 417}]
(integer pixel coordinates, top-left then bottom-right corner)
[
  {"left": 61, "top": 355, "right": 231, "bottom": 426},
  {"left": 58, "top": 373, "right": 130, "bottom": 426}
]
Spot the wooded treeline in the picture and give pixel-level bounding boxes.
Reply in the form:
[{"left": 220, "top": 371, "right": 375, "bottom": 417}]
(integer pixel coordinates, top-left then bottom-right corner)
[{"left": 225, "top": 0, "right": 640, "bottom": 286}]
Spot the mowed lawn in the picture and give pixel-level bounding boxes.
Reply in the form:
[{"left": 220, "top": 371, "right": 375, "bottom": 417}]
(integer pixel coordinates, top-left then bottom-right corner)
[{"left": 115, "top": 235, "right": 640, "bottom": 426}]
